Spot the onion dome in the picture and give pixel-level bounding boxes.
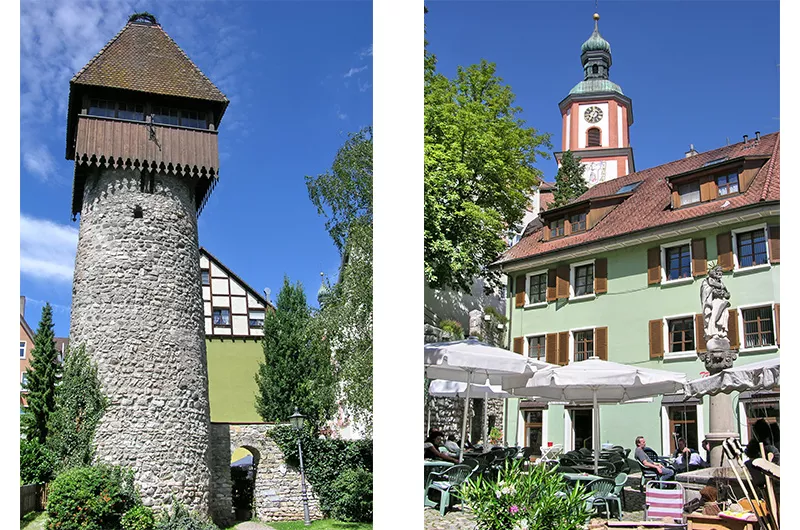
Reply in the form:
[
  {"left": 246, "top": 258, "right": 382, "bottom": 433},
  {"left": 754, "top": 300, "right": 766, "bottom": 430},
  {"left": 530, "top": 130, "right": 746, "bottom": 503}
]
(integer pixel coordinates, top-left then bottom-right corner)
[
  {"left": 317, "top": 272, "right": 332, "bottom": 307},
  {"left": 581, "top": 13, "right": 611, "bottom": 53}
]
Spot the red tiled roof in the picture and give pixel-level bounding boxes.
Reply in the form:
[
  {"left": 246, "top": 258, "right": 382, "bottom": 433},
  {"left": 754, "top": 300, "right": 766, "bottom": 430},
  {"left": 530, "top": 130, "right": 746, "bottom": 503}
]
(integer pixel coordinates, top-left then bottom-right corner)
[
  {"left": 495, "top": 132, "right": 780, "bottom": 266},
  {"left": 72, "top": 21, "right": 228, "bottom": 103}
]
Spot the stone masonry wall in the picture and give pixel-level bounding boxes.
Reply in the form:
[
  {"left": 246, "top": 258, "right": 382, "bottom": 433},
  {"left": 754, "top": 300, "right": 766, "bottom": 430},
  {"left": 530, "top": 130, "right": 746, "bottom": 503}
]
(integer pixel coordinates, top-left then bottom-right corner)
[
  {"left": 208, "top": 424, "right": 322, "bottom": 523},
  {"left": 70, "top": 168, "right": 212, "bottom": 514}
]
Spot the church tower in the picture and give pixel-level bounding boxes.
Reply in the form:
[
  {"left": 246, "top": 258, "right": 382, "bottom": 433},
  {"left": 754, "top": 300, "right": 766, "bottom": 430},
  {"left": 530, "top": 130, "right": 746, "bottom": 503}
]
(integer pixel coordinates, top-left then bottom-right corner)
[
  {"left": 66, "top": 13, "right": 228, "bottom": 516},
  {"left": 556, "top": 13, "right": 635, "bottom": 187}
]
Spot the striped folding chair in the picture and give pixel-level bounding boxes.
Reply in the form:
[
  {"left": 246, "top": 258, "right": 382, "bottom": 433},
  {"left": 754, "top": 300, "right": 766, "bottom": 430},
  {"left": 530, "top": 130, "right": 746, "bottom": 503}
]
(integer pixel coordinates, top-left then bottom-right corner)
[{"left": 645, "top": 480, "right": 686, "bottom": 524}]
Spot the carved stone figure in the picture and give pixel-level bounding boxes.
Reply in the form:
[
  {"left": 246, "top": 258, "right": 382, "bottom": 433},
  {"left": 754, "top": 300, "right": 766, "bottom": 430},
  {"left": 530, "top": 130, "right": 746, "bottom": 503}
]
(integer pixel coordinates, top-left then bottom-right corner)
[{"left": 700, "top": 265, "right": 731, "bottom": 342}]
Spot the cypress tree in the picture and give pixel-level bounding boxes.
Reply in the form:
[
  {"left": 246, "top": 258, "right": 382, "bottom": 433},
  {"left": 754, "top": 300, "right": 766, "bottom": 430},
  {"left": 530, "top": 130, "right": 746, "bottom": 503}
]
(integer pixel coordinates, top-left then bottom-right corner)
[
  {"left": 551, "top": 150, "right": 588, "bottom": 208},
  {"left": 21, "top": 303, "right": 60, "bottom": 443},
  {"left": 255, "top": 277, "right": 335, "bottom": 430}
]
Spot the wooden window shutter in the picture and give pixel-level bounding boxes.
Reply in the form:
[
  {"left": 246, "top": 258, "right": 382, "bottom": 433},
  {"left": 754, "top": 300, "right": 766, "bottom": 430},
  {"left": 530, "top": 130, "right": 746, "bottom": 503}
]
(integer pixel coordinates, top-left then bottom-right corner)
[
  {"left": 595, "top": 258, "right": 608, "bottom": 294},
  {"left": 648, "top": 319, "right": 664, "bottom": 359},
  {"left": 515, "top": 275, "right": 526, "bottom": 308},
  {"left": 556, "top": 264, "right": 570, "bottom": 299},
  {"left": 543, "top": 224, "right": 551, "bottom": 241},
  {"left": 774, "top": 303, "right": 780, "bottom": 346},
  {"left": 647, "top": 247, "right": 661, "bottom": 285},
  {"left": 558, "top": 331, "right": 569, "bottom": 365},
  {"left": 717, "top": 232, "right": 734, "bottom": 272},
  {"left": 691, "top": 238, "right": 708, "bottom": 277},
  {"left": 727, "top": 308, "right": 739, "bottom": 349},
  {"left": 513, "top": 337, "right": 524, "bottom": 354},
  {"left": 545, "top": 333, "right": 558, "bottom": 364},
  {"left": 768, "top": 226, "right": 780, "bottom": 264},
  {"left": 595, "top": 327, "right": 608, "bottom": 360},
  {"left": 694, "top": 314, "right": 707, "bottom": 353},
  {"left": 546, "top": 269, "right": 557, "bottom": 302}
]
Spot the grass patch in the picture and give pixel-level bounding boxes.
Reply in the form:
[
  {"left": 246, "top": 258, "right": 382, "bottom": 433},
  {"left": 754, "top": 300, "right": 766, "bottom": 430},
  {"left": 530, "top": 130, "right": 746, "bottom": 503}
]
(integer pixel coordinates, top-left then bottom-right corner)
[
  {"left": 269, "top": 520, "right": 372, "bottom": 530},
  {"left": 21, "top": 511, "right": 47, "bottom": 530}
]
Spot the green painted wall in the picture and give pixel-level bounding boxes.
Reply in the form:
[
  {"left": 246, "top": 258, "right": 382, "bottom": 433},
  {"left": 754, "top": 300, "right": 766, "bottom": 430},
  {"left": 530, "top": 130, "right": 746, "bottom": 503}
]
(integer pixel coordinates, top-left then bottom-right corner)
[
  {"left": 504, "top": 219, "right": 780, "bottom": 453},
  {"left": 206, "top": 338, "right": 263, "bottom": 423}
]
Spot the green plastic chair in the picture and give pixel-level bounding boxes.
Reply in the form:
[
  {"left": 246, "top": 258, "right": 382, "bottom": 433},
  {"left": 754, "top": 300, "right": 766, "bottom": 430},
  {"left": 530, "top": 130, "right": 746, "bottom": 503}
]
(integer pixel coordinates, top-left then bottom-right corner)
[
  {"left": 584, "top": 478, "right": 616, "bottom": 518},
  {"left": 425, "top": 464, "right": 473, "bottom": 516},
  {"left": 609, "top": 472, "right": 628, "bottom": 519}
]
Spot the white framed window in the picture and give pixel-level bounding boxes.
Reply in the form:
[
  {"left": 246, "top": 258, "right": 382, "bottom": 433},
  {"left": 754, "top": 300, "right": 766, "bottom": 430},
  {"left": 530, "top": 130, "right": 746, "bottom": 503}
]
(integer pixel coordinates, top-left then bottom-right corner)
[
  {"left": 525, "top": 334, "right": 546, "bottom": 361},
  {"left": 660, "top": 239, "right": 693, "bottom": 284},
  {"left": 678, "top": 182, "right": 700, "bottom": 205},
  {"left": 663, "top": 314, "right": 697, "bottom": 360},
  {"left": 569, "top": 259, "right": 595, "bottom": 300},
  {"left": 19, "top": 341, "right": 26, "bottom": 359},
  {"left": 736, "top": 303, "right": 778, "bottom": 352},
  {"left": 21, "top": 371, "right": 28, "bottom": 389},
  {"left": 573, "top": 329, "right": 594, "bottom": 362},
  {"left": 732, "top": 224, "right": 770, "bottom": 272},
  {"left": 249, "top": 310, "right": 265, "bottom": 329},
  {"left": 525, "top": 270, "right": 548, "bottom": 307},
  {"left": 201, "top": 270, "right": 210, "bottom": 286},
  {"left": 212, "top": 308, "right": 231, "bottom": 326}
]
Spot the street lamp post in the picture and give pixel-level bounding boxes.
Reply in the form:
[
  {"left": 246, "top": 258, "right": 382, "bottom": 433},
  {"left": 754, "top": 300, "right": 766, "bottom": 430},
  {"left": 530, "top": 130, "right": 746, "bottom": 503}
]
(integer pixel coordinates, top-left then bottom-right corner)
[{"left": 289, "top": 407, "right": 311, "bottom": 526}]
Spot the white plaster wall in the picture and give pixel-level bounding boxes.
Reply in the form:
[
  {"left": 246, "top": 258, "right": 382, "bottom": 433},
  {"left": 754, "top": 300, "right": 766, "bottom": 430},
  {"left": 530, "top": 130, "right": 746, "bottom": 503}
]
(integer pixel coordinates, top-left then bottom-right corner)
[
  {"left": 210, "top": 262, "right": 224, "bottom": 278},
  {"left": 202, "top": 286, "right": 211, "bottom": 300},
  {"left": 211, "top": 278, "right": 229, "bottom": 295},
  {"left": 232, "top": 315, "right": 248, "bottom": 335},
  {"left": 231, "top": 296, "right": 247, "bottom": 314},
  {"left": 581, "top": 159, "right": 618, "bottom": 187},
  {"left": 212, "top": 295, "right": 230, "bottom": 307},
  {"left": 204, "top": 301, "right": 211, "bottom": 314},
  {"left": 230, "top": 280, "right": 246, "bottom": 296},
  {"left": 617, "top": 106, "right": 623, "bottom": 148},
  {"left": 577, "top": 102, "right": 609, "bottom": 149},
  {"left": 247, "top": 294, "right": 260, "bottom": 307},
  {"left": 565, "top": 108, "right": 571, "bottom": 150},
  {"left": 215, "top": 326, "right": 231, "bottom": 336},
  {"left": 205, "top": 317, "right": 212, "bottom": 335},
  {"left": 200, "top": 255, "right": 209, "bottom": 269}
]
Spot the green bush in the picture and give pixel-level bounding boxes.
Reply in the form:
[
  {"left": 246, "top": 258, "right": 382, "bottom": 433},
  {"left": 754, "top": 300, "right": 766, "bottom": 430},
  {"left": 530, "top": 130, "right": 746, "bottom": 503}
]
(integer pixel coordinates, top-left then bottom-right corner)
[
  {"left": 328, "top": 468, "right": 373, "bottom": 522},
  {"left": 20, "top": 437, "right": 55, "bottom": 485},
  {"left": 460, "top": 460, "right": 592, "bottom": 530},
  {"left": 47, "top": 465, "right": 139, "bottom": 530},
  {"left": 122, "top": 505, "right": 156, "bottom": 530},
  {"left": 439, "top": 319, "right": 464, "bottom": 340},
  {"left": 155, "top": 499, "right": 219, "bottom": 530},
  {"left": 269, "top": 426, "right": 372, "bottom": 521}
]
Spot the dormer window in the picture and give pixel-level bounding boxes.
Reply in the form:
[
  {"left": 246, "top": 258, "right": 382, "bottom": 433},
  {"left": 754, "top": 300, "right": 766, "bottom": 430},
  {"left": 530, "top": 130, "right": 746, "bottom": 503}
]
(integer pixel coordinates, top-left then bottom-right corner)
[
  {"left": 678, "top": 181, "right": 700, "bottom": 205},
  {"left": 570, "top": 212, "right": 586, "bottom": 232},
  {"left": 717, "top": 173, "right": 740, "bottom": 196},
  {"left": 587, "top": 127, "right": 601, "bottom": 147},
  {"left": 550, "top": 219, "right": 565, "bottom": 238}
]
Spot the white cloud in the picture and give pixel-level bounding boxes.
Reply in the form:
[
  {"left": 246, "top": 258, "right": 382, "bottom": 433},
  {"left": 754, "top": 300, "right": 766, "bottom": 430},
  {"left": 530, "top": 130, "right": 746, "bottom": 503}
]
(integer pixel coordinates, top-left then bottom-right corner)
[
  {"left": 343, "top": 65, "right": 368, "bottom": 78},
  {"left": 336, "top": 107, "right": 348, "bottom": 120},
  {"left": 359, "top": 44, "right": 373, "bottom": 58},
  {"left": 20, "top": 214, "right": 79, "bottom": 283},
  {"left": 22, "top": 145, "right": 57, "bottom": 182}
]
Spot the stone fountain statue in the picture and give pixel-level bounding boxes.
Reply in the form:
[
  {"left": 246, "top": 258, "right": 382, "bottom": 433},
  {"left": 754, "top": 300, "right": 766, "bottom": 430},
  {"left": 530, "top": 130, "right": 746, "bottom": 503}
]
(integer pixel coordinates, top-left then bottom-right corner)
[
  {"left": 698, "top": 265, "right": 737, "bottom": 373},
  {"left": 696, "top": 265, "right": 739, "bottom": 468}
]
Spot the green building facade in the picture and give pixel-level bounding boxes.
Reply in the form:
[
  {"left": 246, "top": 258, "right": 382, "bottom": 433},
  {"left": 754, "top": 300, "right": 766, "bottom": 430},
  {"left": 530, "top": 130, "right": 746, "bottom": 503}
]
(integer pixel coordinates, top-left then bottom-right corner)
[{"left": 494, "top": 133, "right": 780, "bottom": 457}]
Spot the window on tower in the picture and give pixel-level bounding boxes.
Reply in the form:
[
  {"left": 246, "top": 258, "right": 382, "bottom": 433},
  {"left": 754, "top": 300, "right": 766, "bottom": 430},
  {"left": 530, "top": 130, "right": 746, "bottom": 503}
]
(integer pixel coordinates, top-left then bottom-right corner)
[
  {"left": 592, "top": 65, "right": 599, "bottom": 75},
  {"left": 587, "top": 127, "right": 601, "bottom": 147}
]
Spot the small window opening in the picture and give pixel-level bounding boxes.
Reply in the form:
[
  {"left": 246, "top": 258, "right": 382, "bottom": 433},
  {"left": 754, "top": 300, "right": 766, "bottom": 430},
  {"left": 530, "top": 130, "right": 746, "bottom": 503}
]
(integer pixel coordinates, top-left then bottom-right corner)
[
  {"left": 592, "top": 65, "right": 599, "bottom": 74},
  {"left": 133, "top": 205, "right": 143, "bottom": 218},
  {"left": 587, "top": 127, "right": 602, "bottom": 147}
]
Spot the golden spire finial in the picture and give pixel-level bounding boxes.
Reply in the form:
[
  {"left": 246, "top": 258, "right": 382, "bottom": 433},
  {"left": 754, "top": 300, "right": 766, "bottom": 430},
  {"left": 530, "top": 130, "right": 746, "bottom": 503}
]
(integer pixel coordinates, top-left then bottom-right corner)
[{"left": 593, "top": 12, "right": 600, "bottom": 31}]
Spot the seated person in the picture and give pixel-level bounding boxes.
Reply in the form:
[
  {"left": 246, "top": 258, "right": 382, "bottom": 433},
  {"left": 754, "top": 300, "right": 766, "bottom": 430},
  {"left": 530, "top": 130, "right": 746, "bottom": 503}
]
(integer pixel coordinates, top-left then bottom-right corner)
[
  {"left": 425, "top": 431, "right": 458, "bottom": 463},
  {"left": 444, "top": 434, "right": 461, "bottom": 456},
  {"left": 635, "top": 436, "right": 675, "bottom": 480},
  {"left": 673, "top": 438, "right": 707, "bottom": 471},
  {"left": 751, "top": 419, "right": 780, "bottom": 464}
]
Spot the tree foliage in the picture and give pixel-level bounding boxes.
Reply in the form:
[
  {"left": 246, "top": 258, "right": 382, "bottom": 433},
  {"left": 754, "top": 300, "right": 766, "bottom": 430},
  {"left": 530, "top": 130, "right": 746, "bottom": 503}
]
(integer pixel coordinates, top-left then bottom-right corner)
[
  {"left": 21, "top": 303, "right": 61, "bottom": 443},
  {"left": 255, "top": 278, "right": 336, "bottom": 430},
  {"left": 425, "top": 43, "right": 551, "bottom": 293},
  {"left": 305, "top": 127, "right": 373, "bottom": 432},
  {"left": 47, "top": 346, "right": 107, "bottom": 473},
  {"left": 550, "top": 150, "right": 588, "bottom": 208}
]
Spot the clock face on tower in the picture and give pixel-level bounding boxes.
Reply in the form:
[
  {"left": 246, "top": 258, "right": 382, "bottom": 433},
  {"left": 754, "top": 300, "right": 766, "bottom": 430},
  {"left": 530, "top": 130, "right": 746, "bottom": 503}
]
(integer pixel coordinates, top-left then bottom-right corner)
[{"left": 584, "top": 106, "right": 603, "bottom": 124}]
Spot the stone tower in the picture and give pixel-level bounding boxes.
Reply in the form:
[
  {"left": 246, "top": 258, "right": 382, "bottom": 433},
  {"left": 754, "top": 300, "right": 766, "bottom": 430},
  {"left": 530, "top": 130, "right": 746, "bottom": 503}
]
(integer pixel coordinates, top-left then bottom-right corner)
[
  {"left": 65, "top": 13, "right": 228, "bottom": 514},
  {"left": 555, "top": 13, "right": 635, "bottom": 187}
]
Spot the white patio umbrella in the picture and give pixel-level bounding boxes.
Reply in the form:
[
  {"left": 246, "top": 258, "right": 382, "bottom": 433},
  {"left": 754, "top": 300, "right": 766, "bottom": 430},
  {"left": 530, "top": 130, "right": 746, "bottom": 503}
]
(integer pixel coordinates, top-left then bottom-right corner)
[
  {"left": 683, "top": 357, "right": 779, "bottom": 397},
  {"left": 503, "top": 357, "right": 688, "bottom": 474},
  {"left": 428, "top": 379, "right": 512, "bottom": 447},
  {"left": 425, "top": 337, "right": 552, "bottom": 461}
]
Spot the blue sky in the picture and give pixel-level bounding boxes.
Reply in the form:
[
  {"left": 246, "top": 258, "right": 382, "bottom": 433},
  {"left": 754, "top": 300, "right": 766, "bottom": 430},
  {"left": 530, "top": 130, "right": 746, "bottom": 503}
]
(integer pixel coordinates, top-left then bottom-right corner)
[
  {"left": 425, "top": 0, "right": 779, "bottom": 181},
  {"left": 20, "top": 0, "right": 373, "bottom": 336}
]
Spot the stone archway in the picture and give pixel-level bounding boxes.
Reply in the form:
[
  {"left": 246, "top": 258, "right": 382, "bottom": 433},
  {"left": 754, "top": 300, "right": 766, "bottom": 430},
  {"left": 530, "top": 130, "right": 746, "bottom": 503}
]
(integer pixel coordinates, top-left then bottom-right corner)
[{"left": 208, "top": 423, "right": 322, "bottom": 525}]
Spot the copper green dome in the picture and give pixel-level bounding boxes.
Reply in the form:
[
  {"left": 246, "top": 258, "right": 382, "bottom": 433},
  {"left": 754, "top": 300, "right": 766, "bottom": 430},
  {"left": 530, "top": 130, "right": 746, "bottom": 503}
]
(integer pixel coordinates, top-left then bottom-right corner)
[
  {"left": 569, "top": 79, "right": 624, "bottom": 95},
  {"left": 581, "top": 13, "right": 610, "bottom": 53},
  {"left": 317, "top": 272, "right": 332, "bottom": 306}
]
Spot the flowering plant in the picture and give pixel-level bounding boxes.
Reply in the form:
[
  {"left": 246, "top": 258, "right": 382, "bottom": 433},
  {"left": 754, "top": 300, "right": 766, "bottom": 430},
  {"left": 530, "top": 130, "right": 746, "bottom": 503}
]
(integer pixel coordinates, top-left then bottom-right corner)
[{"left": 460, "top": 460, "right": 592, "bottom": 530}]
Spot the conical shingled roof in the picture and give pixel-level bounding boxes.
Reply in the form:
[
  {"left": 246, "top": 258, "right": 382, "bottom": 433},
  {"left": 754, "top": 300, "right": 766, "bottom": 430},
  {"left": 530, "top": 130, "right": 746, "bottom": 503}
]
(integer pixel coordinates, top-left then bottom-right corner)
[{"left": 71, "top": 19, "right": 228, "bottom": 103}]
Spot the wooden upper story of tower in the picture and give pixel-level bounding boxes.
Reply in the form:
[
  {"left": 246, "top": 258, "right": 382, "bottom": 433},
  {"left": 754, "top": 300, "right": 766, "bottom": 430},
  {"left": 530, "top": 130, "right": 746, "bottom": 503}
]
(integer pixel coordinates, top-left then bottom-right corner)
[{"left": 65, "top": 13, "right": 229, "bottom": 216}]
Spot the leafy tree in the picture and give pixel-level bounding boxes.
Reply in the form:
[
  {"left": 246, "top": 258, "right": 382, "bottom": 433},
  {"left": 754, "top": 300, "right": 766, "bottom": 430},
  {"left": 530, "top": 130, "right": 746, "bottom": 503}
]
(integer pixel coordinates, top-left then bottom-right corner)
[
  {"left": 550, "top": 150, "right": 588, "bottom": 208},
  {"left": 425, "top": 48, "right": 551, "bottom": 293},
  {"left": 255, "top": 278, "right": 336, "bottom": 430},
  {"left": 306, "top": 127, "right": 373, "bottom": 432},
  {"left": 47, "top": 346, "right": 107, "bottom": 472},
  {"left": 20, "top": 437, "right": 56, "bottom": 484},
  {"left": 21, "top": 303, "right": 61, "bottom": 443}
]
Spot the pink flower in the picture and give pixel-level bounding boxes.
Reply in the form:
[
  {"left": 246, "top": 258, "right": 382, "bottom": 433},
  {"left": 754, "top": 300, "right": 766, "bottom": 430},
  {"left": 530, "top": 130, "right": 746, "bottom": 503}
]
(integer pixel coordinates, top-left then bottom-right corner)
[{"left": 509, "top": 505, "right": 519, "bottom": 514}]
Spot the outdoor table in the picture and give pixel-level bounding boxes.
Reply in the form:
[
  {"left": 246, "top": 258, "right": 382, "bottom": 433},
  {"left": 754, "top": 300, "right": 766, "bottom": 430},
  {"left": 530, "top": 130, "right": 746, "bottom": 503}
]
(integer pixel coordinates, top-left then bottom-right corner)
[
  {"left": 571, "top": 464, "right": 606, "bottom": 474},
  {"left": 424, "top": 460, "right": 454, "bottom": 507},
  {"left": 561, "top": 472, "right": 603, "bottom": 492}
]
